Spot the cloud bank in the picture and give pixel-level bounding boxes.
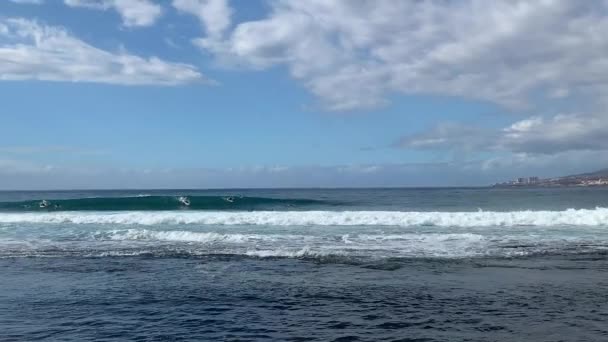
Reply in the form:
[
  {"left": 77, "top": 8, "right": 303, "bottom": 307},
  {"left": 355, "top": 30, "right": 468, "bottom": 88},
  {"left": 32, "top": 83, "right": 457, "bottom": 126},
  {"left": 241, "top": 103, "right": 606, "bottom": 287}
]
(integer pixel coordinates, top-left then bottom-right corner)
[
  {"left": 399, "top": 112, "right": 608, "bottom": 156},
  {"left": 178, "top": 0, "right": 608, "bottom": 112}
]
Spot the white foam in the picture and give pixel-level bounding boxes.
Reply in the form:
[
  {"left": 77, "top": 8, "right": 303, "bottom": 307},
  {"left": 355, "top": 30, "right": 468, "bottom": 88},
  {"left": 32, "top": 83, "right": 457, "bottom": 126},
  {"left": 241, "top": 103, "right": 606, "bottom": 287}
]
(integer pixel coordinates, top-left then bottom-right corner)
[
  {"left": 98, "top": 230, "right": 487, "bottom": 248},
  {"left": 1, "top": 208, "right": 608, "bottom": 227},
  {"left": 105, "top": 229, "right": 252, "bottom": 243},
  {"left": 245, "top": 247, "right": 315, "bottom": 258},
  {"left": 0, "top": 229, "right": 605, "bottom": 259}
]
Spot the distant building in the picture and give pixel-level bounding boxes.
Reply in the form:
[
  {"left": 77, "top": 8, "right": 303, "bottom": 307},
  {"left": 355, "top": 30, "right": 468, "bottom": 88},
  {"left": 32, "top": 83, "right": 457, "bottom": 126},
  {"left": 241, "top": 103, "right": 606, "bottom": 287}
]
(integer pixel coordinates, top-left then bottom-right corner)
[{"left": 513, "top": 176, "right": 539, "bottom": 185}]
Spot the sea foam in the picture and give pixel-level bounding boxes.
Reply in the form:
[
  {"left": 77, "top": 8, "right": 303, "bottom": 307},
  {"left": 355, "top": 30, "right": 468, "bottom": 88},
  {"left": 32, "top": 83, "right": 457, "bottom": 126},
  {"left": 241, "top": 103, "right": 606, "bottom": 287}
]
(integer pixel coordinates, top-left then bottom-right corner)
[{"left": 1, "top": 208, "right": 608, "bottom": 227}]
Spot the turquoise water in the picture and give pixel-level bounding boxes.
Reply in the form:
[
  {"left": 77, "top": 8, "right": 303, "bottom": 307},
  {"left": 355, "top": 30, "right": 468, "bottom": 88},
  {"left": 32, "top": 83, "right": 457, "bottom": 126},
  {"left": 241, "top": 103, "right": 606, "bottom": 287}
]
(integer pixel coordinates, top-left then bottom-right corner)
[{"left": 1, "top": 188, "right": 607, "bottom": 341}]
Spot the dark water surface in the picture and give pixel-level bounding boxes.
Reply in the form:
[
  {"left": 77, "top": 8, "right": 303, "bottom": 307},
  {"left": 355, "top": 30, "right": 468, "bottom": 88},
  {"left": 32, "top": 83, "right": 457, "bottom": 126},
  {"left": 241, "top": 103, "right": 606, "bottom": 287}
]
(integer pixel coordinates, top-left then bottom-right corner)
[
  {"left": 1, "top": 188, "right": 607, "bottom": 341},
  {"left": 2, "top": 255, "right": 607, "bottom": 341}
]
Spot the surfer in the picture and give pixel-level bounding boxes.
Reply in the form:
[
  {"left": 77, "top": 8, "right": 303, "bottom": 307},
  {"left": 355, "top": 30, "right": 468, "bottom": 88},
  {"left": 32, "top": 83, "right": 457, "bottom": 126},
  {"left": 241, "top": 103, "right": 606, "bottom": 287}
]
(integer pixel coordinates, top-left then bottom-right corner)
[
  {"left": 224, "top": 196, "right": 235, "bottom": 203},
  {"left": 39, "top": 200, "right": 50, "bottom": 208},
  {"left": 178, "top": 196, "right": 191, "bottom": 206}
]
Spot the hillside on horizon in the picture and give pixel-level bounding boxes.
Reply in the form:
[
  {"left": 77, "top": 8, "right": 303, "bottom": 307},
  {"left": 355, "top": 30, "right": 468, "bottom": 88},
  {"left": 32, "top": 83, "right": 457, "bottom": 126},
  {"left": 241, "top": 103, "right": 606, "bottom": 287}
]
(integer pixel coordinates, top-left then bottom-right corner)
[
  {"left": 495, "top": 168, "right": 608, "bottom": 187},
  {"left": 563, "top": 168, "right": 608, "bottom": 179}
]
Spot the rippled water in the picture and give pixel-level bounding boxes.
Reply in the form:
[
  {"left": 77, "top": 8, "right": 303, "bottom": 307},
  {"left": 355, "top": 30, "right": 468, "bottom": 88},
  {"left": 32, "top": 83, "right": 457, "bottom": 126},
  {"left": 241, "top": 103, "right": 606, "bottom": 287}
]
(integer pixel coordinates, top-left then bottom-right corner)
[
  {"left": 2, "top": 255, "right": 607, "bottom": 341},
  {"left": 1, "top": 188, "right": 608, "bottom": 341}
]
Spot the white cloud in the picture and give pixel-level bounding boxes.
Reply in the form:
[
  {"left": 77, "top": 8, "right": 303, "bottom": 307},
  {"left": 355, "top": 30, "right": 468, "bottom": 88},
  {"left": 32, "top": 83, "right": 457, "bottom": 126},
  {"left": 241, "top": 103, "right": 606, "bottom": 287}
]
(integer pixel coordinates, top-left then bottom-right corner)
[
  {"left": 172, "top": 0, "right": 232, "bottom": 38},
  {"left": 9, "top": 0, "right": 44, "bottom": 4},
  {"left": 178, "top": 1, "right": 608, "bottom": 111},
  {"left": 64, "top": 0, "right": 162, "bottom": 27},
  {"left": 0, "top": 18, "right": 206, "bottom": 85},
  {"left": 502, "top": 113, "right": 608, "bottom": 153}
]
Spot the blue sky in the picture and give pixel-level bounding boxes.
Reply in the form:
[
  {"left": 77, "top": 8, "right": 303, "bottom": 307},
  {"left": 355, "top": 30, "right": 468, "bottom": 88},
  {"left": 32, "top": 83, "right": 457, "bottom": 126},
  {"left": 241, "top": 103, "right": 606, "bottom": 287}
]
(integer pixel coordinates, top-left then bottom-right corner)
[{"left": 2, "top": 1, "right": 608, "bottom": 189}]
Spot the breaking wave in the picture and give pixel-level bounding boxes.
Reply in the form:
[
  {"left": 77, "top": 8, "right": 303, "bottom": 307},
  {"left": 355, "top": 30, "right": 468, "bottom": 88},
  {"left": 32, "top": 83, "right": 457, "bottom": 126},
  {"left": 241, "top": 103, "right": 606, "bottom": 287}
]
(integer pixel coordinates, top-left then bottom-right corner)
[
  {"left": 1, "top": 208, "right": 608, "bottom": 227},
  {"left": 0, "top": 195, "right": 329, "bottom": 212}
]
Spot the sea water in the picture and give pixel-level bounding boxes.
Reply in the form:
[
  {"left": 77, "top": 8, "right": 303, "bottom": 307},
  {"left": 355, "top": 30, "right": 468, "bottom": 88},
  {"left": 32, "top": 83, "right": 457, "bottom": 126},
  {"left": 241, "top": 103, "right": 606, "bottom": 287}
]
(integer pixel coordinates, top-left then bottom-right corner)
[{"left": 0, "top": 188, "right": 607, "bottom": 341}]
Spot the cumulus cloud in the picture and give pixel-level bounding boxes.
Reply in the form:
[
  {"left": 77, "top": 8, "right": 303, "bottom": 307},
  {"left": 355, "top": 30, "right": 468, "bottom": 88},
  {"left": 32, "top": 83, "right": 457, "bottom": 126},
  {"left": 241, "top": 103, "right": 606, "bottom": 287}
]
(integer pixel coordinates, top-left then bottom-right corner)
[
  {"left": 64, "top": 0, "right": 162, "bottom": 27},
  {"left": 177, "top": 0, "right": 608, "bottom": 111},
  {"left": 0, "top": 18, "right": 206, "bottom": 85}
]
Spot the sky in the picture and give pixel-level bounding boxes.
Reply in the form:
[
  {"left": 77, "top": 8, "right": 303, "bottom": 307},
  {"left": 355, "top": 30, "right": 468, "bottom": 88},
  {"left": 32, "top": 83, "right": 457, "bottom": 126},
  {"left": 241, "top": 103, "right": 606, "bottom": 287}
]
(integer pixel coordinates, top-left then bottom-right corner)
[{"left": 2, "top": 0, "right": 608, "bottom": 189}]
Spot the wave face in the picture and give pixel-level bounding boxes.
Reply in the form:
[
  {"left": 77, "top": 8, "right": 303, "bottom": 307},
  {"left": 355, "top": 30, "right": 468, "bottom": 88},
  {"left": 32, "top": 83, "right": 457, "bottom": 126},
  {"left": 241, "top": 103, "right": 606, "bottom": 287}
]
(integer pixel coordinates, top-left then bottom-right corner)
[
  {"left": 0, "top": 195, "right": 327, "bottom": 212},
  {"left": 1, "top": 208, "right": 608, "bottom": 227}
]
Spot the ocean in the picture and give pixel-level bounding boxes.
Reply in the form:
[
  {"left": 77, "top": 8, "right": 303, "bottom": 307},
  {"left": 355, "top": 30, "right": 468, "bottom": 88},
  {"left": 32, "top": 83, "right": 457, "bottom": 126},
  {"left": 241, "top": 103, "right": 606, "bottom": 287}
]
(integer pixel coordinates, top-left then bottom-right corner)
[{"left": 0, "top": 188, "right": 607, "bottom": 341}]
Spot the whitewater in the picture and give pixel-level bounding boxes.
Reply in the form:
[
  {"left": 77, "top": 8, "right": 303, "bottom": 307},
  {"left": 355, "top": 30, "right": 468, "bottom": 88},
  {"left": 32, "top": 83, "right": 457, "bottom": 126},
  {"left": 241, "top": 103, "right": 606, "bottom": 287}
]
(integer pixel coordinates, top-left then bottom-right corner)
[
  {"left": 1, "top": 207, "right": 608, "bottom": 227},
  {"left": 2, "top": 208, "right": 608, "bottom": 259}
]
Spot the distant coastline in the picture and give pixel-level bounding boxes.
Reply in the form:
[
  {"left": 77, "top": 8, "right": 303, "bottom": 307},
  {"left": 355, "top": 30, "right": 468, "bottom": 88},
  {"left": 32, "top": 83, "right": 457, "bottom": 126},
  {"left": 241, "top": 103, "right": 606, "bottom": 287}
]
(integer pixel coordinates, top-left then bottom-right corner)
[{"left": 493, "top": 168, "right": 608, "bottom": 188}]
